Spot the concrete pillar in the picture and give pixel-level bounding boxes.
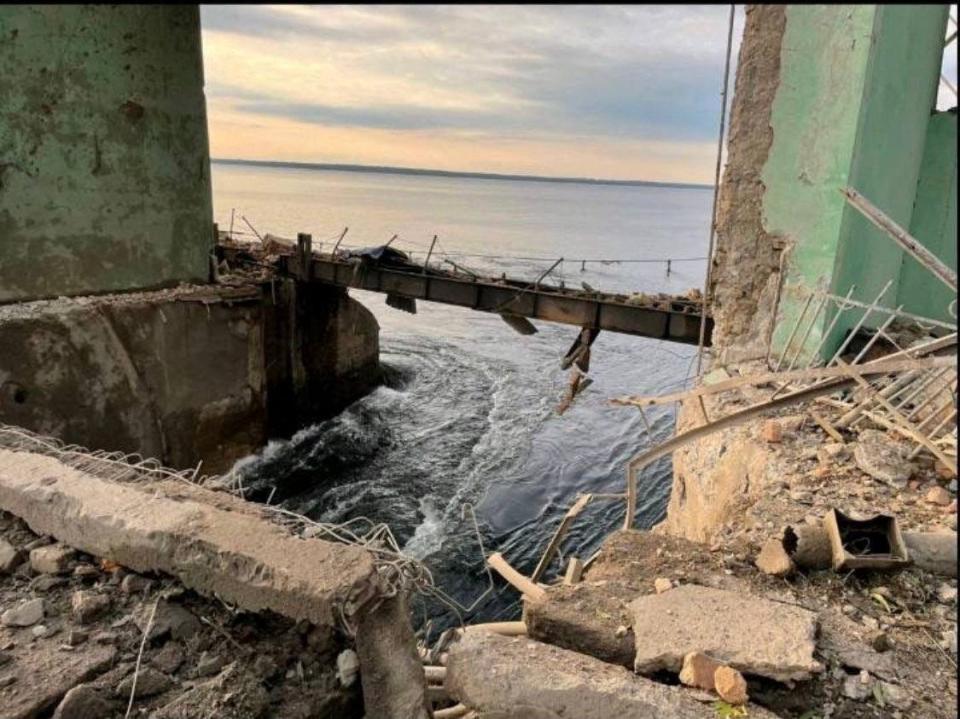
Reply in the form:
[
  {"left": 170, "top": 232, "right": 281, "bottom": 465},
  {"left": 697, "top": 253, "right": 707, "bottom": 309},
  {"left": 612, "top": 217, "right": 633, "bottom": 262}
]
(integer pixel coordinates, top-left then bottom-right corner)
[
  {"left": 0, "top": 5, "right": 213, "bottom": 302},
  {"left": 710, "top": 5, "right": 950, "bottom": 364}
]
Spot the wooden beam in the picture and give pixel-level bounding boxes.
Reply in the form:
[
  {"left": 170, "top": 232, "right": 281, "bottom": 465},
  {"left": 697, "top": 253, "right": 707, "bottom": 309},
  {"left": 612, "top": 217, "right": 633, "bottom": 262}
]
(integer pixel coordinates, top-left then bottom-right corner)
[{"left": 486, "top": 553, "right": 547, "bottom": 603}]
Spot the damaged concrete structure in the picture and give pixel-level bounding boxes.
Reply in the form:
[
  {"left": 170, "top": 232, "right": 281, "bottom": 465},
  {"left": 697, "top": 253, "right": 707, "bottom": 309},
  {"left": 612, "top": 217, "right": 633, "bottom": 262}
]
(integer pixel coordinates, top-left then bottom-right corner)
[{"left": 0, "top": 6, "right": 381, "bottom": 472}]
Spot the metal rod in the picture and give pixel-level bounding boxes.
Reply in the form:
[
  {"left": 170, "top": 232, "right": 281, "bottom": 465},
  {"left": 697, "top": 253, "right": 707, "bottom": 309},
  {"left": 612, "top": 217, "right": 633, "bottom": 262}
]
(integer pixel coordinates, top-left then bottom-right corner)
[
  {"left": 849, "top": 304, "right": 902, "bottom": 366},
  {"left": 774, "top": 291, "right": 817, "bottom": 371},
  {"left": 331, "top": 227, "right": 349, "bottom": 256},
  {"left": 534, "top": 258, "right": 564, "bottom": 289},
  {"left": 695, "top": 2, "right": 736, "bottom": 376},
  {"left": 842, "top": 187, "right": 957, "bottom": 292},
  {"left": 908, "top": 407, "right": 958, "bottom": 460},
  {"left": 423, "top": 235, "right": 438, "bottom": 272},
  {"left": 824, "top": 279, "right": 893, "bottom": 368},
  {"left": 228, "top": 208, "right": 235, "bottom": 238},
  {"left": 385, "top": 234, "right": 398, "bottom": 248},
  {"left": 240, "top": 215, "right": 263, "bottom": 242}
]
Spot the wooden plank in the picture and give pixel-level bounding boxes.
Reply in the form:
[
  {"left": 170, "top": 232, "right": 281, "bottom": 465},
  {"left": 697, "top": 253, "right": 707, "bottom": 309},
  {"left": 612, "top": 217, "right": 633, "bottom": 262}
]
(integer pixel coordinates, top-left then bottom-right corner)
[
  {"left": 563, "top": 557, "right": 584, "bottom": 585},
  {"left": 809, "top": 409, "right": 845, "bottom": 444},
  {"left": 487, "top": 553, "right": 547, "bottom": 603}
]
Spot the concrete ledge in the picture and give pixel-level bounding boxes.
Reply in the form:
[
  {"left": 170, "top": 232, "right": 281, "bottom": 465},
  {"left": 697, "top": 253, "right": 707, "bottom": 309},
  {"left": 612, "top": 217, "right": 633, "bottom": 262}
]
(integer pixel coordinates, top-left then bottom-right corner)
[{"left": 0, "top": 449, "right": 379, "bottom": 627}]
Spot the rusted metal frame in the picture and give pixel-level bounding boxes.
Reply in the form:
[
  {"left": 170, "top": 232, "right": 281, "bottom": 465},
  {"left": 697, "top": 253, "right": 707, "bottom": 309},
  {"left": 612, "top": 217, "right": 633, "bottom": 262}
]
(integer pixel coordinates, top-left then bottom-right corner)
[
  {"left": 908, "top": 407, "right": 958, "bottom": 460},
  {"left": 774, "top": 291, "right": 817, "bottom": 371},
  {"left": 845, "top": 368, "right": 935, "bottom": 429},
  {"left": 902, "top": 367, "right": 955, "bottom": 421},
  {"left": 824, "top": 280, "right": 893, "bottom": 369},
  {"left": 849, "top": 304, "right": 902, "bottom": 366},
  {"left": 783, "top": 291, "right": 831, "bottom": 373},
  {"left": 842, "top": 187, "right": 958, "bottom": 292}
]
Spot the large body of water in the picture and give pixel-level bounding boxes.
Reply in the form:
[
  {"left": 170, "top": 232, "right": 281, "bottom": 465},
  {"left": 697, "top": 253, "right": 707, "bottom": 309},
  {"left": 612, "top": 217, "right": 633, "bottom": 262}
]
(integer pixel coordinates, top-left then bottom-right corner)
[{"left": 211, "top": 162, "right": 712, "bottom": 626}]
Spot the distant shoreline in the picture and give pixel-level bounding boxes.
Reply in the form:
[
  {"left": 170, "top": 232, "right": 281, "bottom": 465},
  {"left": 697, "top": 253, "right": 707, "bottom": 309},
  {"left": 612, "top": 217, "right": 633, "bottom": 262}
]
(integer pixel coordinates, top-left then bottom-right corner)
[{"left": 211, "top": 158, "right": 711, "bottom": 190}]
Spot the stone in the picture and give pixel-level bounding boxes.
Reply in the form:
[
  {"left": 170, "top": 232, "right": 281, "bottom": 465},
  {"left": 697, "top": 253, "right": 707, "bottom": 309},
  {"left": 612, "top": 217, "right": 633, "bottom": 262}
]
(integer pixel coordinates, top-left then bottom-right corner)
[
  {"left": 822, "top": 443, "right": 846, "bottom": 459},
  {"left": 678, "top": 652, "right": 722, "bottom": 691},
  {"left": 654, "top": 577, "right": 673, "bottom": 594},
  {"left": 134, "top": 600, "right": 201, "bottom": 641},
  {"left": 853, "top": 430, "right": 913, "bottom": 487},
  {"left": 194, "top": 652, "right": 226, "bottom": 678},
  {"left": 925, "top": 486, "right": 952, "bottom": 506},
  {"left": 870, "top": 632, "right": 892, "bottom": 653},
  {"left": 120, "top": 573, "right": 153, "bottom": 595},
  {"left": 755, "top": 538, "right": 795, "bottom": 576},
  {"left": 2, "top": 597, "right": 45, "bottom": 627},
  {"left": 842, "top": 673, "right": 871, "bottom": 701},
  {"left": 53, "top": 684, "right": 112, "bottom": 719},
  {"left": 71, "top": 590, "right": 111, "bottom": 624},
  {"left": 629, "top": 584, "right": 821, "bottom": 682},
  {"left": 29, "top": 544, "right": 76, "bottom": 574},
  {"left": 72, "top": 563, "right": 100, "bottom": 578},
  {"left": 116, "top": 666, "right": 174, "bottom": 699},
  {"left": 151, "top": 663, "right": 269, "bottom": 719},
  {"left": 31, "top": 574, "right": 67, "bottom": 592},
  {"left": 337, "top": 649, "right": 360, "bottom": 687},
  {"left": 67, "top": 629, "right": 89, "bottom": 646},
  {"left": 445, "top": 632, "right": 781, "bottom": 719},
  {"left": 92, "top": 631, "right": 118, "bottom": 645},
  {"left": 0, "top": 537, "right": 23, "bottom": 573},
  {"left": 0, "top": 641, "right": 116, "bottom": 718},
  {"left": 356, "top": 594, "right": 430, "bottom": 719},
  {"left": 761, "top": 420, "right": 782, "bottom": 443},
  {"left": 0, "top": 451, "right": 379, "bottom": 627},
  {"left": 942, "top": 629, "right": 957, "bottom": 655},
  {"left": 152, "top": 642, "right": 185, "bottom": 674},
  {"left": 938, "top": 583, "right": 957, "bottom": 603},
  {"left": 878, "top": 681, "right": 912, "bottom": 710},
  {"left": 714, "top": 665, "right": 748, "bottom": 705},
  {"left": 32, "top": 623, "right": 58, "bottom": 638}
]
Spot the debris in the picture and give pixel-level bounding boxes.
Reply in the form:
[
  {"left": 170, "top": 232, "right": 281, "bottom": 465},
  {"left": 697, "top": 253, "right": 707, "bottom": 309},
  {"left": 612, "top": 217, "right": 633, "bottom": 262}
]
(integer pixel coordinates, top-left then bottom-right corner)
[
  {"left": 193, "top": 651, "right": 226, "bottom": 678},
  {"left": 150, "top": 663, "right": 268, "bottom": 719},
  {"left": 755, "top": 538, "right": 795, "bottom": 576},
  {"left": 120, "top": 574, "right": 153, "bottom": 595},
  {"left": 444, "top": 632, "right": 781, "bottom": 719},
  {"left": 925, "top": 485, "right": 952, "bottom": 506},
  {"left": 30, "top": 543, "right": 76, "bottom": 574},
  {"left": 71, "top": 590, "right": 111, "bottom": 624},
  {"left": 134, "top": 600, "right": 201, "bottom": 641},
  {"left": 337, "top": 649, "right": 360, "bottom": 687},
  {"left": 629, "top": 584, "right": 821, "bottom": 682},
  {"left": 116, "top": 666, "right": 173, "bottom": 698},
  {"left": 563, "top": 557, "right": 584, "bottom": 585},
  {"left": 822, "top": 509, "right": 908, "bottom": 571},
  {"left": 902, "top": 530, "right": 957, "bottom": 578},
  {"left": 67, "top": 629, "right": 89, "bottom": 647},
  {"left": 853, "top": 430, "right": 914, "bottom": 487},
  {"left": 654, "top": 577, "right": 674, "bottom": 594},
  {"left": 842, "top": 671, "right": 872, "bottom": 701},
  {"left": 52, "top": 685, "right": 112, "bottom": 719},
  {"left": 2, "top": 597, "right": 45, "bottom": 626},
  {"left": 152, "top": 642, "right": 185, "bottom": 674},
  {"left": 679, "top": 651, "right": 722, "bottom": 690},
  {"left": 0, "top": 537, "right": 22, "bottom": 573},
  {"left": 938, "top": 583, "right": 957, "bottom": 603},
  {"left": 486, "top": 552, "right": 547, "bottom": 603},
  {"left": 784, "top": 523, "right": 833, "bottom": 570},
  {"left": 761, "top": 420, "right": 782, "bottom": 443},
  {"left": 714, "top": 666, "right": 748, "bottom": 705}
]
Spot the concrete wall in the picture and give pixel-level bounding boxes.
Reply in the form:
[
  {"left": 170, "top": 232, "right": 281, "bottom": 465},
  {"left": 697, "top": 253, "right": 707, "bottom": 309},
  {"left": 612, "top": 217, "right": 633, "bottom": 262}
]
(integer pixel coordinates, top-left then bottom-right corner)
[
  {"left": 0, "top": 5, "right": 213, "bottom": 303},
  {"left": 0, "top": 283, "right": 381, "bottom": 474},
  {"left": 710, "top": 4, "right": 952, "bottom": 364},
  {"left": 897, "top": 111, "right": 958, "bottom": 322}
]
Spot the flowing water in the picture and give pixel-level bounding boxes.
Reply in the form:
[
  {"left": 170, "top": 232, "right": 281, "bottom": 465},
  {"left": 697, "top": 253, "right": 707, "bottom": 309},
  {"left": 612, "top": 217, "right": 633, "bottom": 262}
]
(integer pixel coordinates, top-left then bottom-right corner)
[{"left": 211, "top": 162, "right": 712, "bottom": 627}]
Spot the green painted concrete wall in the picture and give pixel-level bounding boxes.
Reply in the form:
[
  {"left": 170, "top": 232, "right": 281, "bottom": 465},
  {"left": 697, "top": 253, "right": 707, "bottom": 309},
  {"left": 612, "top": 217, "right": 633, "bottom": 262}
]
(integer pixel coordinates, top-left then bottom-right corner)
[
  {"left": 829, "top": 4, "right": 949, "bottom": 343},
  {"left": 763, "top": 4, "right": 949, "bottom": 361},
  {"left": 764, "top": 5, "right": 877, "bottom": 361},
  {"left": 898, "top": 111, "right": 958, "bottom": 322},
  {"left": 0, "top": 5, "right": 213, "bottom": 303}
]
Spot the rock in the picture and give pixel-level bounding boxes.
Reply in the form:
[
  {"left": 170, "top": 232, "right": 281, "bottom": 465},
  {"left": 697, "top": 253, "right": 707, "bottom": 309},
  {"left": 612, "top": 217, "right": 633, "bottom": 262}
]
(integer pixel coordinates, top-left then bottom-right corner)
[
  {"left": 71, "top": 591, "right": 111, "bottom": 624},
  {"left": 629, "top": 584, "right": 821, "bottom": 682},
  {"left": 942, "top": 629, "right": 957, "bottom": 655},
  {"left": 0, "top": 674, "right": 16, "bottom": 688},
  {"left": 654, "top": 577, "right": 673, "bottom": 594},
  {"left": 92, "top": 630, "right": 118, "bottom": 645},
  {"left": 949, "top": 479, "right": 958, "bottom": 493},
  {"left": 72, "top": 563, "right": 100, "bottom": 578},
  {"left": 925, "top": 486, "right": 952, "bottom": 506},
  {"left": 337, "top": 649, "right": 360, "bottom": 687},
  {"left": 678, "top": 652, "right": 722, "bottom": 691},
  {"left": 0, "top": 650, "right": 10, "bottom": 666},
  {"left": 31, "top": 575, "right": 67, "bottom": 592},
  {"left": 120, "top": 573, "right": 153, "bottom": 595},
  {"left": 878, "top": 681, "right": 912, "bottom": 710},
  {"left": 151, "top": 663, "right": 269, "bottom": 719},
  {"left": 755, "top": 538, "right": 795, "bottom": 576},
  {"left": 870, "top": 632, "right": 892, "bottom": 653},
  {"left": 152, "top": 642, "right": 185, "bottom": 674},
  {"left": 32, "top": 623, "right": 58, "bottom": 639},
  {"left": 761, "top": 421, "right": 782, "bottom": 443},
  {"left": 67, "top": 629, "right": 89, "bottom": 646},
  {"left": 194, "top": 652, "right": 226, "bottom": 678},
  {"left": 2, "top": 597, "right": 45, "bottom": 627},
  {"left": 116, "top": 666, "right": 174, "bottom": 698},
  {"left": 53, "top": 685, "right": 112, "bottom": 719},
  {"left": 29, "top": 544, "right": 76, "bottom": 575},
  {"left": 853, "top": 430, "right": 913, "bottom": 487},
  {"left": 842, "top": 673, "right": 871, "bottom": 700},
  {"left": 134, "top": 600, "right": 201, "bottom": 641},
  {"left": 938, "top": 583, "right": 957, "bottom": 603},
  {"left": 0, "top": 537, "right": 23, "bottom": 573},
  {"left": 252, "top": 654, "right": 279, "bottom": 680},
  {"left": 822, "top": 443, "right": 846, "bottom": 459},
  {"left": 714, "top": 665, "right": 748, "bottom": 705},
  {"left": 445, "top": 632, "right": 781, "bottom": 719}
]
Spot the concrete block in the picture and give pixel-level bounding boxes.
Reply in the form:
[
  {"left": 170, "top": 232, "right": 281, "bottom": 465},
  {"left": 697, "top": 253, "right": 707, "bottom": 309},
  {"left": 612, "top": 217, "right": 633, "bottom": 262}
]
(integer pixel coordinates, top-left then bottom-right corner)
[
  {"left": 0, "top": 449, "right": 379, "bottom": 627},
  {"left": 629, "top": 584, "right": 821, "bottom": 682},
  {"left": 29, "top": 544, "right": 75, "bottom": 575},
  {"left": 445, "top": 632, "right": 781, "bottom": 719}
]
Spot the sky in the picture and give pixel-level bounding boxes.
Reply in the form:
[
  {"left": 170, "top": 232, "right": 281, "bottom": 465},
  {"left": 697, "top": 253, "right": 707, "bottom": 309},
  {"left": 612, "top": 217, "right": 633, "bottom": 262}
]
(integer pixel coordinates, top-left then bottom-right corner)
[{"left": 199, "top": 5, "right": 958, "bottom": 185}]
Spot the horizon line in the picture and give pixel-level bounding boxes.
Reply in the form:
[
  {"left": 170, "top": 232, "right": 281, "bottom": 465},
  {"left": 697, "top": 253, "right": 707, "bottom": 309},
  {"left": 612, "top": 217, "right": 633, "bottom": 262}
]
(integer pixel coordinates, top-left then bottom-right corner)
[{"left": 210, "top": 157, "right": 712, "bottom": 190}]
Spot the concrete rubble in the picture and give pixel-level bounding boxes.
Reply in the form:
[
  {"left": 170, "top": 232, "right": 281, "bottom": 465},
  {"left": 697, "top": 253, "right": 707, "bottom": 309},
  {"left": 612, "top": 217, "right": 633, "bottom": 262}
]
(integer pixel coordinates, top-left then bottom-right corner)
[
  {"left": 629, "top": 584, "right": 822, "bottom": 681},
  {"left": 444, "top": 631, "right": 780, "bottom": 718}
]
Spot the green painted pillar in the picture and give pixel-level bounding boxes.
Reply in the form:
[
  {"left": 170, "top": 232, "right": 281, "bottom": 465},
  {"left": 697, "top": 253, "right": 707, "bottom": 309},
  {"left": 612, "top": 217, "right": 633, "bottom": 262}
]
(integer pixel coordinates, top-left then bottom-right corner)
[{"left": 0, "top": 5, "right": 213, "bottom": 303}]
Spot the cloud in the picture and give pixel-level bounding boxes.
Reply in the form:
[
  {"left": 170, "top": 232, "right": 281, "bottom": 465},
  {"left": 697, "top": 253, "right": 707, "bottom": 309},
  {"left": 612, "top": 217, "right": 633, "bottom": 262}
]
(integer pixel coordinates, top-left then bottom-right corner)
[{"left": 199, "top": 4, "right": 744, "bottom": 180}]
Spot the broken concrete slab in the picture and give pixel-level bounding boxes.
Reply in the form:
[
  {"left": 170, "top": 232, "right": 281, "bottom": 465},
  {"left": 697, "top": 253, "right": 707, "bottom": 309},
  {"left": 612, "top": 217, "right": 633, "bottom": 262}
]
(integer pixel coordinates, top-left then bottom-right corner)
[
  {"left": 629, "top": 584, "right": 821, "bottom": 682},
  {"left": 445, "top": 632, "right": 781, "bottom": 719},
  {"left": 355, "top": 595, "right": 429, "bottom": 719},
  {"left": 0, "top": 639, "right": 116, "bottom": 719},
  {"left": 853, "top": 430, "right": 914, "bottom": 487},
  {"left": 0, "top": 449, "right": 379, "bottom": 627},
  {"left": 524, "top": 581, "right": 636, "bottom": 668}
]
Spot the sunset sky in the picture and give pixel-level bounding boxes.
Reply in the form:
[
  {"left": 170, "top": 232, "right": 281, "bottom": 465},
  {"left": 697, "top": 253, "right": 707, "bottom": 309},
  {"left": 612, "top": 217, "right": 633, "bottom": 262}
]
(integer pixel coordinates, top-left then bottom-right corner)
[{"left": 199, "top": 4, "right": 958, "bottom": 184}]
